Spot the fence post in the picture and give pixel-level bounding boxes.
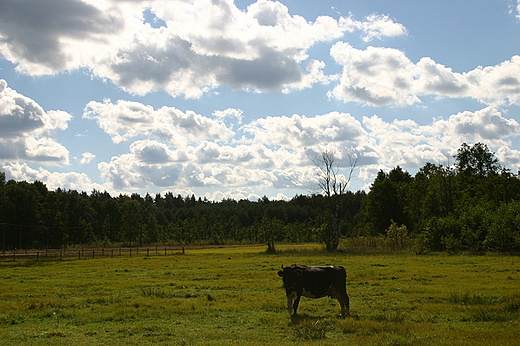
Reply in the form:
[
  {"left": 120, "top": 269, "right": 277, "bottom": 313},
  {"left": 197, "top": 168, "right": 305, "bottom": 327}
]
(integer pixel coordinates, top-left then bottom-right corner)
[
  {"left": 136, "top": 247, "right": 139, "bottom": 256},
  {"left": 13, "top": 252, "right": 15, "bottom": 261},
  {"left": 111, "top": 249, "right": 113, "bottom": 258},
  {"left": 78, "top": 251, "right": 81, "bottom": 260},
  {"left": 60, "top": 251, "right": 62, "bottom": 261},
  {"left": 130, "top": 248, "right": 132, "bottom": 258},
  {"left": 92, "top": 250, "right": 95, "bottom": 259},
  {"left": 147, "top": 248, "right": 149, "bottom": 257},
  {"left": 36, "top": 252, "right": 39, "bottom": 262},
  {"left": 165, "top": 247, "right": 167, "bottom": 256}
]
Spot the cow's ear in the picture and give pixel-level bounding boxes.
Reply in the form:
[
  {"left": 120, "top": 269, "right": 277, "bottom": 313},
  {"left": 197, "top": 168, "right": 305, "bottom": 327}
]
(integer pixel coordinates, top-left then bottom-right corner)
[
  {"left": 277, "top": 270, "right": 283, "bottom": 277},
  {"left": 294, "top": 269, "right": 303, "bottom": 277}
]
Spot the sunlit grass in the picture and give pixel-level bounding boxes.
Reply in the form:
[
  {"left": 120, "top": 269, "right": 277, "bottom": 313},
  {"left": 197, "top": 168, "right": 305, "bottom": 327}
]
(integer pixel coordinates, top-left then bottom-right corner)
[{"left": 0, "top": 247, "right": 519, "bottom": 345}]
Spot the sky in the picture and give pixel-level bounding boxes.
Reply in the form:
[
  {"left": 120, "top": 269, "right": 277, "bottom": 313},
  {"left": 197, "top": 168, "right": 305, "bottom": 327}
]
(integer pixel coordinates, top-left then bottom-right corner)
[{"left": 1, "top": 0, "right": 520, "bottom": 201}]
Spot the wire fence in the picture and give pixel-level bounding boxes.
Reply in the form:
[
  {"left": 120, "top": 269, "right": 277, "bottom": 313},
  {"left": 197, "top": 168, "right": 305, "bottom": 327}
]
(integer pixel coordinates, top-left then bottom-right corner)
[{"left": 0, "top": 246, "right": 186, "bottom": 262}]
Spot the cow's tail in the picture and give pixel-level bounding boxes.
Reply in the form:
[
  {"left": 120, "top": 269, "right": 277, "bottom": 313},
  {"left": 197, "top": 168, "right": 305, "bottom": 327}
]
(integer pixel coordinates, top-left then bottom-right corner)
[{"left": 337, "top": 267, "right": 350, "bottom": 316}]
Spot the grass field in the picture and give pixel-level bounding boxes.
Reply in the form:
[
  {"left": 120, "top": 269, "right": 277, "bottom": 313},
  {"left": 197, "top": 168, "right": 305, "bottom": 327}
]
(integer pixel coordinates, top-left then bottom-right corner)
[{"left": 0, "top": 245, "right": 519, "bottom": 345}]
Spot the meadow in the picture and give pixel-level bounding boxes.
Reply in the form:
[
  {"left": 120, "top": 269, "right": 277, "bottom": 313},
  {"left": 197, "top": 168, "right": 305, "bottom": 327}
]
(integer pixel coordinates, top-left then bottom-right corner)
[{"left": 0, "top": 245, "right": 519, "bottom": 345}]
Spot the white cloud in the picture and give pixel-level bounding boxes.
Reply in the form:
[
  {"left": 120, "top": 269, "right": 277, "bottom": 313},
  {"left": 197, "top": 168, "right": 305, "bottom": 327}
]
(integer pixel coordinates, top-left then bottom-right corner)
[
  {"left": 330, "top": 44, "right": 520, "bottom": 107},
  {"left": 203, "top": 187, "right": 260, "bottom": 202},
  {"left": 2, "top": 162, "right": 102, "bottom": 192},
  {"left": 510, "top": 0, "right": 520, "bottom": 20},
  {"left": 340, "top": 13, "right": 408, "bottom": 42},
  {"left": 0, "top": 0, "right": 407, "bottom": 98},
  {"left": 89, "top": 103, "right": 519, "bottom": 194},
  {"left": 329, "top": 43, "right": 419, "bottom": 106},
  {"left": 359, "top": 106, "right": 520, "bottom": 176},
  {"left": 5, "top": 96, "right": 517, "bottom": 198},
  {"left": 0, "top": 0, "right": 123, "bottom": 75},
  {"left": 24, "top": 137, "right": 70, "bottom": 163},
  {"left": 244, "top": 111, "right": 366, "bottom": 149},
  {"left": 432, "top": 107, "right": 520, "bottom": 147},
  {"left": 415, "top": 57, "right": 469, "bottom": 97},
  {"left": 497, "top": 146, "right": 520, "bottom": 172},
  {"left": 80, "top": 152, "right": 96, "bottom": 164},
  {"left": 0, "top": 80, "right": 70, "bottom": 164},
  {"left": 212, "top": 108, "right": 244, "bottom": 125},
  {"left": 0, "top": 79, "right": 46, "bottom": 137},
  {"left": 83, "top": 99, "right": 234, "bottom": 146},
  {"left": 465, "top": 56, "right": 520, "bottom": 106}
]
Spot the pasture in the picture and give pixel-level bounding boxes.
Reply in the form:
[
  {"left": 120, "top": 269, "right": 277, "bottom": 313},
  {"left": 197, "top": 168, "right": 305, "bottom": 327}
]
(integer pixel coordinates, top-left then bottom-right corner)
[{"left": 0, "top": 245, "right": 519, "bottom": 345}]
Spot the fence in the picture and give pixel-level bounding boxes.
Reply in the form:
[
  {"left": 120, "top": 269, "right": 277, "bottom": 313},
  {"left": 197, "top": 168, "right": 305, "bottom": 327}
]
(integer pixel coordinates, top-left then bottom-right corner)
[{"left": 0, "top": 246, "right": 186, "bottom": 262}]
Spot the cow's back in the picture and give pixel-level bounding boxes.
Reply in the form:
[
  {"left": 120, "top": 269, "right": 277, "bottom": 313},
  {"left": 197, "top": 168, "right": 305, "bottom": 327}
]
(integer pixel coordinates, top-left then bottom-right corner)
[{"left": 297, "top": 265, "right": 346, "bottom": 298}]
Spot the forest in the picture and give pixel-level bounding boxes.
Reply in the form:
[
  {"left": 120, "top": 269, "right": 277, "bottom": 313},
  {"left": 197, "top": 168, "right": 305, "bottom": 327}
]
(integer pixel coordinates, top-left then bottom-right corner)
[{"left": 1, "top": 142, "right": 520, "bottom": 253}]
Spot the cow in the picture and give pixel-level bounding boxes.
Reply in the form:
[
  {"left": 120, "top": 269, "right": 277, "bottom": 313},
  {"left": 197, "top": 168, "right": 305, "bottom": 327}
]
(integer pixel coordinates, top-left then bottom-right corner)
[{"left": 277, "top": 264, "right": 350, "bottom": 316}]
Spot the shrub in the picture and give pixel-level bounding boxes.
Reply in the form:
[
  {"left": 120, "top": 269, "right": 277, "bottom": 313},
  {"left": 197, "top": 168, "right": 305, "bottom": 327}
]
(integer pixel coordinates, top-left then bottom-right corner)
[
  {"left": 417, "top": 216, "right": 461, "bottom": 252},
  {"left": 386, "top": 220, "right": 408, "bottom": 251},
  {"left": 459, "top": 202, "right": 493, "bottom": 252},
  {"left": 486, "top": 201, "right": 520, "bottom": 252}
]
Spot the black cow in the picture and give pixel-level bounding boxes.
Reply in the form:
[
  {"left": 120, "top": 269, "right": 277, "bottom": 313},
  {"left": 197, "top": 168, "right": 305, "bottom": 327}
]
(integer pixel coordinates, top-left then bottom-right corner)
[{"left": 277, "top": 264, "right": 350, "bottom": 316}]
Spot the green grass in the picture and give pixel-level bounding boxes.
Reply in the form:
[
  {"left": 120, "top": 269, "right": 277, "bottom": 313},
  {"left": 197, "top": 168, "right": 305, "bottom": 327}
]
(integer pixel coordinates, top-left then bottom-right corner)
[{"left": 0, "top": 245, "right": 519, "bottom": 345}]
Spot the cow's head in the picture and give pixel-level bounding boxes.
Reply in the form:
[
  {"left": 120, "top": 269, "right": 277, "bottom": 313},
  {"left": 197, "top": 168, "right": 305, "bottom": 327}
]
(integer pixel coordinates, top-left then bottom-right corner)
[
  {"left": 278, "top": 265, "right": 303, "bottom": 294},
  {"left": 278, "top": 265, "right": 303, "bottom": 314}
]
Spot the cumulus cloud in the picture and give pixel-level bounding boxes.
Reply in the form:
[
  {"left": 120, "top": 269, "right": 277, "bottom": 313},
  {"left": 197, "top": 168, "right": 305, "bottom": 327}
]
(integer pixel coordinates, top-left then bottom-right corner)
[
  {"left": 0, "top": 0, "right": 123, "bottom": 75},
  {"left": 80, "top": 152, "right": 96, "bottom": 164},
  {"left": 244, "top": 111, "right": 366, "bottom": 149},
  {"left": 203, "top": 187, "right": 260, "bottom": 202},
  {"left": 83, "top": 99, "right": 234, "bottom": 145},
  {"left": 0, "top": 0, "right": 407, "bottom": 98},
  {"left": 465, "top": 56, "right": 520, "bottom": 105},
  {"left": 329, "top": 43, "right": 419, "bottom": 106},
  {"left": 329, "top": 43, "right": 520, "bottom": 106},
  {"left": 212, "top": 108, "right": 244, "bottom": 126},
  {"left": 432, "top": 107, "right": 520, "bottom": 147},
  {"left": 0, "top": 80, "right": 70, "bottom": 164},
  {"left": 2, "top": 162, "right": 102, "bottom": 192},
  {"left": 89, "top": 102, "right": 520, "bottom": 196},
  {"left": 497, "top": 146, "right": 520, "bottom": 172},
  {"left": 340, "top": 13, "right": 408, "bottom": 42},
  {"left": 358, "top": 106, "right": 520, "bottom": 181}
]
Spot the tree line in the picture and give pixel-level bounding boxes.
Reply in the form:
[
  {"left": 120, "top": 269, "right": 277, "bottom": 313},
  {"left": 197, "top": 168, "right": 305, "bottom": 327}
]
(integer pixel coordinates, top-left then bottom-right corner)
[{"left": 1, "top": 142, "right": 519, "bottom": 253}]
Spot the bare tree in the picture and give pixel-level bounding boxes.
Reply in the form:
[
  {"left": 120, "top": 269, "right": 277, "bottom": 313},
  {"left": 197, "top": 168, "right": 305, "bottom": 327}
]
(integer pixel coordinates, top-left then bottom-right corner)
[
  {"left": 313, "top": 149, "right": 359, "bottom": 251},
  {"left": 313, "top": 150, "right": 358, "bottom": 197}
]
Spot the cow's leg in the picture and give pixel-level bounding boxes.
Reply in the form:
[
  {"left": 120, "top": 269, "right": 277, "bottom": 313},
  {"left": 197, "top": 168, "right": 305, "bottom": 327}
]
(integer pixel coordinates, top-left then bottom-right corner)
[
  {"left": 286, "top": 291, "right": 297, "bottom": 315},
  {"left": 293, "top": 294, "right": 301, "bottom": 315},
  {"left": 332, "top": 288, "right": 350, "bottom": 316},
  {"left": 343, "top": 291, "right": 350, "bottom": 316},
  {"left": 338, "top": 291, "right": 350, "bottom": 316}
]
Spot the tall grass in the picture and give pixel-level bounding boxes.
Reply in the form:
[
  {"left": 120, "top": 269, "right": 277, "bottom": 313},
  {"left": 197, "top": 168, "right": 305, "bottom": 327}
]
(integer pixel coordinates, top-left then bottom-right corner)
[
  {"left": 449, "top": 292, "right": 520, "bottom": 322},
  {"left": 291, "top": 317, "right": 331, "bottom": 340}
]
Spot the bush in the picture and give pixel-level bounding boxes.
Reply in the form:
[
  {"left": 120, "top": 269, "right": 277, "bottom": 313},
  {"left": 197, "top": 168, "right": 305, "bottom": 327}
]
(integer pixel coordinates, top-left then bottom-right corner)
[
  {"left": 459, "top": 202, "right": 493, "bottom": 252},
  {"left": 385, "top": 220, "right": 408, "bottom": 251},
  {"left": 486, "top": 201, "right": 520, "bottom": 252},
  {"left": 417, "top": 216, "right": 461, "bottom": 252}
]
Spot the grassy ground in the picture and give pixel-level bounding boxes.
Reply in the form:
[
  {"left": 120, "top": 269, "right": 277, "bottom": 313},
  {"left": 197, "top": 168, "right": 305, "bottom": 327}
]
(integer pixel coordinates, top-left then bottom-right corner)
[{"left": 0, "top": 245, "right": 519, "bottom": 345}]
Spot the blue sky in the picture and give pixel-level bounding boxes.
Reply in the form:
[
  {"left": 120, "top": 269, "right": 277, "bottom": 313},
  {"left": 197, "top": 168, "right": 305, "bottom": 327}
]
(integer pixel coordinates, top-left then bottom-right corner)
[{"left": 1, "top": 0, "right": 520, "bottom": 201}]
